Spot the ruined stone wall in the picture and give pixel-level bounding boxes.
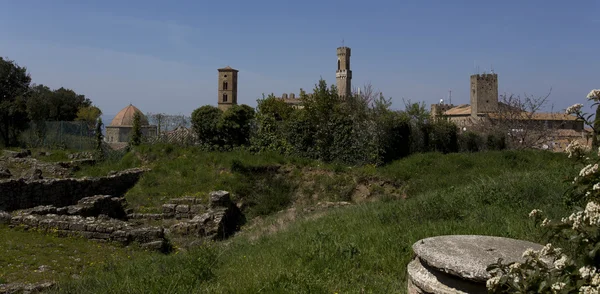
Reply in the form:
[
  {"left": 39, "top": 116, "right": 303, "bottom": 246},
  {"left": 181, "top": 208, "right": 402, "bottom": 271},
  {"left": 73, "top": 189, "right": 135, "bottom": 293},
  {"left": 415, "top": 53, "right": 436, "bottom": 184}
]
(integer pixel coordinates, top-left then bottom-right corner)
[{"left": 0, "top": 168, "right": 148, "bottom": 211}]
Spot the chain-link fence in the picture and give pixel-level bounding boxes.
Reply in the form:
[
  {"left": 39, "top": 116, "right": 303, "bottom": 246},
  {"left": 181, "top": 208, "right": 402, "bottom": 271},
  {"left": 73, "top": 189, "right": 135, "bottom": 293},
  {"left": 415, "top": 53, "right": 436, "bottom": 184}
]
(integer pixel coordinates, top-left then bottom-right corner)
[{"left": 20, "top": 121, "right": 96, "bottom": 151}]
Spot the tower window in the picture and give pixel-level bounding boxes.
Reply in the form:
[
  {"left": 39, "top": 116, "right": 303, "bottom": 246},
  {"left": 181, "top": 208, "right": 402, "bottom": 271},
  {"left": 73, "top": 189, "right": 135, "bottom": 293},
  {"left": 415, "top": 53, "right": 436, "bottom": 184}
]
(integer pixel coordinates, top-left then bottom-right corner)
[
  {"left": 337, "top": 59, "right": 340, "bottom": 71},
  {"left": 224, "top": 75, "right": 227, "bottom": 78},
  {"left": 223, "top": 81, "right": 228, "bottom": 90},
  {"left": 223, "top": 93, "right": 228, "bottom": 102}
]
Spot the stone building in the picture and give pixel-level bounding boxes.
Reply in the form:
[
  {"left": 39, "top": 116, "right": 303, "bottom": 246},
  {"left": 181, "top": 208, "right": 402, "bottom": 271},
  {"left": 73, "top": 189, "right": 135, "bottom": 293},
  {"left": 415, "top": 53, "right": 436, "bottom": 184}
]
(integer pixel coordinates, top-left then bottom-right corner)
[
  {"left": 430, "top": 73, "right": 587, "bottom": 150},
  {"left": 105, "top": 104, "right": 157, "bottom": 146},
  {"left": 217, "top": 66, "right": 239, "bottom": 111},
  {"left": 336, "top": 46, "right": 352, "bottom": 98}
]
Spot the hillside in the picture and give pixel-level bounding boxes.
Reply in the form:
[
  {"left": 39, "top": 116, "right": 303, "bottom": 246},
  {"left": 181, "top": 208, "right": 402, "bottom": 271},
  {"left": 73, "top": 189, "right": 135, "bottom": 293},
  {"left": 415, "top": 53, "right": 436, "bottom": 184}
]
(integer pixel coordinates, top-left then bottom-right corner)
[{"left": 43, "top": 147, "right": 576, "bottom": 293}]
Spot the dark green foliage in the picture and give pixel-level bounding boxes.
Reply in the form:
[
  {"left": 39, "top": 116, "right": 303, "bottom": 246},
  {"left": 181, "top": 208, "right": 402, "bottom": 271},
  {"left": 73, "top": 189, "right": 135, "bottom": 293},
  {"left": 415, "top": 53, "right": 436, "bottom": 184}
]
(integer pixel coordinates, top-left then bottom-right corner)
[
  {"left": 251, "top": 94, "right": 294, "bottom": 153},
  {"left": 429, "top": 120, "right": 459, "bottom": 153},
  {"left": 219, "top": 104, "right": 255, "bottom": 147},
  {"left": 129, "top": 112, "right": 142, "bottom": 147},
  {"left": 27, "top": 84, "right": 92, "bottom": 122},
  {"left": 95, "top": 118, "right": 104, "bottom": 161},
  {"left": 487, "top": 133, "right": 507, "bottom": 151},
  {"left": 191, "top": 105, "right": 222, "bottom": 147},
  {"left": 593, "top": 105, "right": 600, "bottom": 149},
  {"left": 0, "top": 57, "right": 31, "bottom": 146},
  {"left": 459, "top": 131, "right": 484, "bottom": 152},
  {"left": 191, "top": 104, "right": 255, "bottom": 150}
]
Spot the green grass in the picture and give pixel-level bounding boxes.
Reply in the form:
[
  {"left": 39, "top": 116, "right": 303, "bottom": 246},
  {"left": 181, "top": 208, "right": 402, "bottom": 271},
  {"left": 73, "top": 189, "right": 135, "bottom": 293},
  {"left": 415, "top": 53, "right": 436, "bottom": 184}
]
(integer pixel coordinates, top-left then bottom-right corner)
[
  {"left": 0, "top": 226, "right": 156, "bottom": 285},
  {"left": 52, "top": 148, "right": 576, "bottom": 293}
]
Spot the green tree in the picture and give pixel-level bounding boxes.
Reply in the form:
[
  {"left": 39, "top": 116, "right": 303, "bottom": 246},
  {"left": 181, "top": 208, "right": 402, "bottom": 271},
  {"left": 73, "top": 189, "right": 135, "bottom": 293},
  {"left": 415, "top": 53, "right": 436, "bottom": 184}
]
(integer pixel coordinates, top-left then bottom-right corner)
[
  {"left": 129, "top": 112, "right": 142, "bottom": 147},
  {"left": 95, "top": 118, "right": 104, "bottom": 160},
  {"left": 251, "top": 94, "right": 293, "bottom": 152},
  {"left": 76, "top": 105, "right": 102, "bottom": 133},
  {"left": 0, "top": 57, "right": 32, "bottom": 146},
  {"left": 220, "top": 104, "right": 255, "bottom": 147},
  {"left": 191, "top": 105, "right": 223, "bottom": 148}
]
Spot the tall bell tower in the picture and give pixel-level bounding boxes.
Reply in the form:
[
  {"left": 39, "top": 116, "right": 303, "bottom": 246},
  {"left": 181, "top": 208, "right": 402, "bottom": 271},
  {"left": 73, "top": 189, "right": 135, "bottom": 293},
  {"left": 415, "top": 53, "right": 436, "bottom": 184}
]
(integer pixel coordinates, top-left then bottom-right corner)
[
  {"left": 336, "top": 47, "right": 352, "bottom": 98},
  {"left": 217, "top": 66, "right": 238, "bottom": 111}
]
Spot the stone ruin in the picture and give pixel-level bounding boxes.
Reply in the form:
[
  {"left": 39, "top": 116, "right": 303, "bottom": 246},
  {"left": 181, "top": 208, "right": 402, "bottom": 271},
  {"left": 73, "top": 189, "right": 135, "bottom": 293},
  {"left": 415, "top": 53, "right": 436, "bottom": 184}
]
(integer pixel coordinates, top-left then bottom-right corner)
[{"left": 407, "top": 235, "right": 546, "bottom": 293}]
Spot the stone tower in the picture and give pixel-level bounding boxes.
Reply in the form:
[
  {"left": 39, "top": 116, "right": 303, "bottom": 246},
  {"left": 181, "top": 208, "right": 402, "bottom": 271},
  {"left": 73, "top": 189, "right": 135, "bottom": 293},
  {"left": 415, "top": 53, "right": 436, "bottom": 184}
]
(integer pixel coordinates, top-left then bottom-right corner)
[
  {"left": 470, "top": 73, "right": 498, "bottom": 116},
  {"left": 217, "top": 66, "right": 239, "bottom": 111},
  {"left": 336, "top": 47, "right": 352, "bottom": 98}
]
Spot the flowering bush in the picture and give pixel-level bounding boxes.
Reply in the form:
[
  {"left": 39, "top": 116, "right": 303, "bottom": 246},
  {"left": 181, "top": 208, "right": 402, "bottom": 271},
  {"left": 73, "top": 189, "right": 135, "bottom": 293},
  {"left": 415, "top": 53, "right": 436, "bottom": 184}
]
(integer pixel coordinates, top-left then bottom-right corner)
[{"left": 487, "top": 90, "right": 600, "bottom": 293}]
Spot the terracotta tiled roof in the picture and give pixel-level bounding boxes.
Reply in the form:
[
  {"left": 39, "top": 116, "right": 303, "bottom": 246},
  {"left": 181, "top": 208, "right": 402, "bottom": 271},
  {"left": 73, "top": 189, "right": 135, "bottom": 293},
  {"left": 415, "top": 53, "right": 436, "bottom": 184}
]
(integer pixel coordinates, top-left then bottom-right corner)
[
  {"left": 487, "top": 112, "right": 580, "bottom": 121},
  {"left": 444, "top": 105, "right": 471, "bottom": 116},
  {"left": 110, "top": 104, "right": 149, "bottom": 126}
]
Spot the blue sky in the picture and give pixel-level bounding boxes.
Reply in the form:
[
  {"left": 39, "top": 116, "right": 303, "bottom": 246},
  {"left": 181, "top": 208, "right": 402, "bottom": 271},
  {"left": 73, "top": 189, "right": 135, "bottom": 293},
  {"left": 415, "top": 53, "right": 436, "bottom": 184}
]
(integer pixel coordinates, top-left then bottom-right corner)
[{"left": 0, "top": 0, "right": 598, "bottom": 117}]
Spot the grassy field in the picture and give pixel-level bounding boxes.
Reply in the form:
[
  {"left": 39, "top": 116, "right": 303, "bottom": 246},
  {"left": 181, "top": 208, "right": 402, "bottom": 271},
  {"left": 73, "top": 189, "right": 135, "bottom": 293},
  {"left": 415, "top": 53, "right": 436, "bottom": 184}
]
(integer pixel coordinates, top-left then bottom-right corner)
[
  {"left": 0, "top": 226, "right": 156, "bottom": 285},
  {"left": 45, "top": 148, "right": 577, "bottom": 293}
]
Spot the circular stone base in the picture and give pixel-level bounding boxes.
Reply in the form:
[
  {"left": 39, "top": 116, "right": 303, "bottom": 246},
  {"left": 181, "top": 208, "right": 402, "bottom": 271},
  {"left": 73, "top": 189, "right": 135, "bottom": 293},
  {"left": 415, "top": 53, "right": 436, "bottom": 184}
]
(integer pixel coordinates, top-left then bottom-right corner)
[
  {"left": 412, "top": 235, "right": 544, "bottom": 282},
  {"left": 407, "top": 258, "right": 487, "bottom": 294}
]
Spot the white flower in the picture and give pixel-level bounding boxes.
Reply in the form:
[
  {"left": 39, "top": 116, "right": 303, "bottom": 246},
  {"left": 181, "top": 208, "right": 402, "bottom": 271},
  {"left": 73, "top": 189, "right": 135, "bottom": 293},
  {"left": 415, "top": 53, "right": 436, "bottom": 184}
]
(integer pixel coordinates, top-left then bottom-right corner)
[
  {"left": 529, "top": 209, "right": 542, "bottom": 218},
  {"left": 588, "top": 89, "right": 600, "bottom": 101},
  {"left": 586, "top": 201, "right": 600, "bottom": 226},
  {"left": 541, "top": 218, "right": 551, "bottom": 227},
  {"left": 593, "top": 273, "right": 600, "bottom": 286},
  {"left": 579, "top": 285, "right": 600, "bottom": 294},
  {"left": 593, "top": 183, "right": 600, "bottom": 191},
  {"left": 569, "top": 211, "right": 584, "bottom": 230},
  {"left": 509, "top": 262, "right": 521, "bottom": 272},
  {"left": 566, "top": 103, "right": 584, "bottom": 114},
  {"left": 486, "top": 276, "right": 501, "bottom": 290},
  {"left": 522, "top": 248, "right": 539, "bottom": 259},
  {"left": 541, "top": 243, "right": 556, "bottom": 256},
  {"left": 554, "top": 255, "right": 569, "bottom": 270},
  {"left": 580, "top": 266, "right": 597, "bottom": 279},
  {"left": 580, "top": 164, "right": 599, "bottom": 177},
  {"left": 552, "top": 282, "right": 566, "bottom": 292}
]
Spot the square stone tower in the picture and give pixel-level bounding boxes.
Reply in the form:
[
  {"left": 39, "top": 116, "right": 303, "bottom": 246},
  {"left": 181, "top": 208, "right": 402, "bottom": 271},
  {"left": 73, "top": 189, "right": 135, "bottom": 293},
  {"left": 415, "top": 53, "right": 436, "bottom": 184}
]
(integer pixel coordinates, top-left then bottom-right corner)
[
  {"left": 336, "top": 47, "right": 352, "bottom": 98},
  {"left": 470, "top": 73, "right": 498, "bottom": 116},
  {"left": 217, "top": 66, "right": 239, "bottom": 111}
]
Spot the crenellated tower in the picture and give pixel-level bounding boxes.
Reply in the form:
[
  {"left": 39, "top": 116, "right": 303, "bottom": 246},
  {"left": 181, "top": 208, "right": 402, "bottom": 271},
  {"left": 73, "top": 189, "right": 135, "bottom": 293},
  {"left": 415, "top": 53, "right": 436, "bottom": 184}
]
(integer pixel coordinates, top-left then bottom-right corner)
[
  {"left": 336, "top": 47, "right": 352, "bottom": 98},
  {"left": 470, "top": 73, "right": 498, "bottom": 116}
]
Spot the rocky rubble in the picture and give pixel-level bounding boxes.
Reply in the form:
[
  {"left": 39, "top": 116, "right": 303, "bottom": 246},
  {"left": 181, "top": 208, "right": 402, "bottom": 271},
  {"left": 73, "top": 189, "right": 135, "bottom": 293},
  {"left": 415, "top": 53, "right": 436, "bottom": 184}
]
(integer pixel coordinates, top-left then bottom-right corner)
[
  {"left": 0, "top": 281, "right": 55, "bottom": 294},
  {"left": 8, "top": 212, "right": 170, "bottom": 252},
  {"left": 169, "top": 191, "right": 245, "bottom": 240},
  {"left": 0, "top": 168, "right": 148, "bottom": 211}
]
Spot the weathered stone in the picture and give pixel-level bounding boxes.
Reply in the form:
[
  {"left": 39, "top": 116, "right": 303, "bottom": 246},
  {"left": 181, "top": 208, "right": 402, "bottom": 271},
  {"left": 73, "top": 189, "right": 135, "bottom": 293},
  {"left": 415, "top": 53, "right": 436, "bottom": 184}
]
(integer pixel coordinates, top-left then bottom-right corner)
[
  {"left": 0, "top": 168, "right": 148, "bottom": 212},
  {"left": 2, "top": 149, "right": 31, "bottom": 158},
  {"left": 28, "top": 205, "right": 57, "bottom": 215},
  {"left": 412, "top": 235, "right": 544, "bottom": 282},
  {"left": 162, "top": 204, "right": 177, "bottom": 214},
  {"left": 168, "top": 196, "right": 201, "bottom": 205},
  {"left": 175, "top": 204, "right": 190, "bottom": 213},
  {"left": 25, "top": 168, "right": 43, "bottom": 180},
  {"left": 0, "top": 210, "right": 11, "bottom": 224},
  {"left": 209, "top": 190, "right": 231, "bottom": 208},
  {"left": 189, "top": 205, "right": 205, "bottom": 214},
  {"left": 170, "top": 191, "right": 245, "bottom": 240},
  {"left": 0, "top": 168, "right": 11, "bottom": 179},
  {"left": 407, "top": 258, "right": 486, "bottom": 294},
  {"left": 140, "top": 240, "right": 170, "bottom": 252},
  {"left": 0, "top": 281, "right": 55, "bottom": 293}
]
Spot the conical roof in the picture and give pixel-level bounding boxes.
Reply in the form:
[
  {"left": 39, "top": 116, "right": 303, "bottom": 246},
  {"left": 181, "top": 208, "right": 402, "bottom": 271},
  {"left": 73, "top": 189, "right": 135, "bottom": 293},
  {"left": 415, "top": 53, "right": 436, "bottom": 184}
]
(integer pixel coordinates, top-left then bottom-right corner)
[{"left": 110, "top": 104, "right": 149, "bottom": 126}]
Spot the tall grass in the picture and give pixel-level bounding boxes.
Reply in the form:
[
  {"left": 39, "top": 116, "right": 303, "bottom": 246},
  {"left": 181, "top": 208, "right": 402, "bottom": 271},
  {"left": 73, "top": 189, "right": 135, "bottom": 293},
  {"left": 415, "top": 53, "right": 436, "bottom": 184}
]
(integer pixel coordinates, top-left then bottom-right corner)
[{"left": 55, "top": 149, "right": 575, "bottom": 293}]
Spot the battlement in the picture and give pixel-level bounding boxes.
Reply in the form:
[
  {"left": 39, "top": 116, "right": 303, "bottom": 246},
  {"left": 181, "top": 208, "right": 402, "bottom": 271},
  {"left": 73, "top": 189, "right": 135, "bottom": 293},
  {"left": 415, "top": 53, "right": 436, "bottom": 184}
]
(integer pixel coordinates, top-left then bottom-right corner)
[
  {"left": 471, "top": 73, "right": 498, "bottom": 81},
  {"left": 336, "top": 47, "right": 351, "bottom": 56}
]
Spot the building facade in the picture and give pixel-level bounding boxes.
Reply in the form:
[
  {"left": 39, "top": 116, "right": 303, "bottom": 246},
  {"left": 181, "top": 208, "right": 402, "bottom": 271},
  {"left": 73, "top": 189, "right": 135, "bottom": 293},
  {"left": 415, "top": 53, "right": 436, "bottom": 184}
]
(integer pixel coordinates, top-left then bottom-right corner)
[
  {"left": 217, "top": 66, "right": 239, "bottom": 111},
  {"left": 105, "top": 104, "right": 157, "bottom": 147},
  {"left": 336, "top": 47, "right": 352, "bottom": 98}
]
